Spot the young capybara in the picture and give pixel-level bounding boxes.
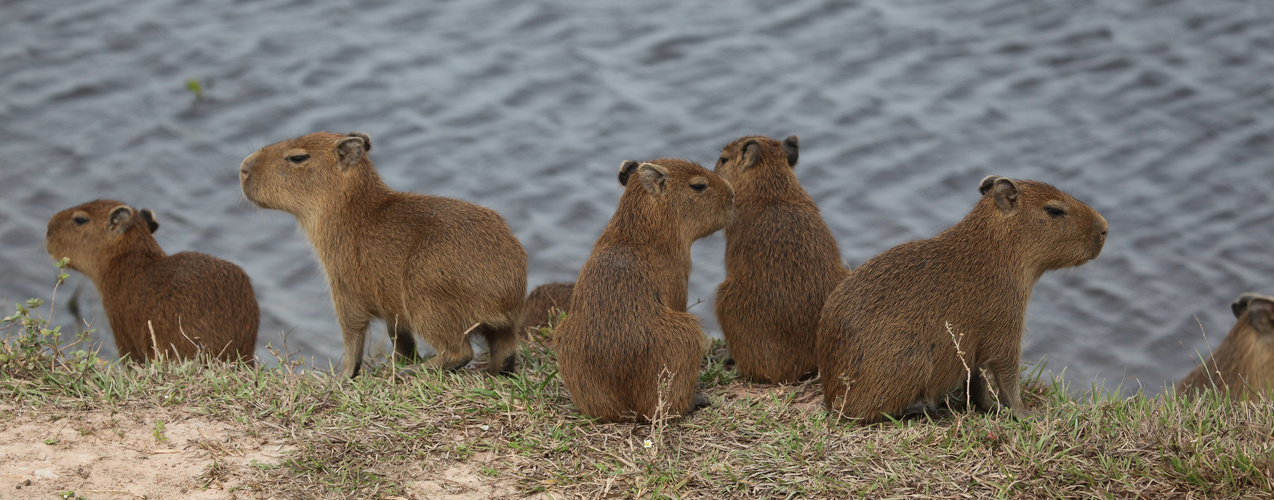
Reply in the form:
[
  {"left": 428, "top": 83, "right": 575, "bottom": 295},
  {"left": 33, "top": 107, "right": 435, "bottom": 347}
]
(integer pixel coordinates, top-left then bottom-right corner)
[
  {"left": 1176, "top": 293, "right": 1274, "bottom": 400},
  {"left": 45, "top": 200, "right": 259, "bottom": 363},
  {"left": 518, "top": 281, "right": 574, "bottom": 340},
  {"left": 554, "top": 159, "right": 734, "bottom": 422},
  {"left": 816, "top": 176, "right": 1107, "bottom": 423},
  {"left": 713, "top": 135, "right": 849, "bottom": 383},
  {"left": 239, "top": 132, "right": 527, "bottom": 378}
]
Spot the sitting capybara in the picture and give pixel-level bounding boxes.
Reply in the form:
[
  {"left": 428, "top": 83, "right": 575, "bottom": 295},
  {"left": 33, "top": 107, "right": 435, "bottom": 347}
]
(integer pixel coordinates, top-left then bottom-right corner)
[
  {"left": 714, "top": 135, "right": 849, "bottom": 383},
  {"left": 240, "top": 132, "right": 527, "bottom": 378},
  {"left": 555, "top": 159, "right": 734, "bottom": 422},
  {"left": 816, "top": 176, "right": 1107, "bottom": 423},
  {"left": 45, "top": 200, "right": 259, "bottom": 363},
  {"left": 1177, "top": 293, "right": 1274, "bottom": 400},
  {"left": 518, "top": 281, "right": 574, "bottom": 340}
]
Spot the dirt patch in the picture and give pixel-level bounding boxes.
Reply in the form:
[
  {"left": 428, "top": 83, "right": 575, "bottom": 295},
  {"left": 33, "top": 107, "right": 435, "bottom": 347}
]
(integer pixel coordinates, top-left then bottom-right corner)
[
  {"left": 0, "top": 405, "right": 290, "bottom": 499},
  {"left": 405, "top": 452, "right": 524, "bottom": 500}
]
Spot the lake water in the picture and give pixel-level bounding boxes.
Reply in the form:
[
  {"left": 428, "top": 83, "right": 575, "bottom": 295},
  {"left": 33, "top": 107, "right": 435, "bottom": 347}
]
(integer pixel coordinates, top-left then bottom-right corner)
[{"left": 3, "top": 0, "right": 1272, "bottom": 394}]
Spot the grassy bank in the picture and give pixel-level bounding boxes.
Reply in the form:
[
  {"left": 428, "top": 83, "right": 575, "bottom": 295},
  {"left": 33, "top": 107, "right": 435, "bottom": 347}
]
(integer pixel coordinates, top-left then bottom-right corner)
[{"left": 2, "top": 297, "right": 1273, "bottom": 499}]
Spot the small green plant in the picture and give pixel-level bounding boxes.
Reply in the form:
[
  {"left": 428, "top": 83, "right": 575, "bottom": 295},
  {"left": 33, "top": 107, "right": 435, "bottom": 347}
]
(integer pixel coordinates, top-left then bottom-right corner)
[
  {"left": 1, "top": 258, "right": 101, "bottom": 380},
  {"left": 185, "top": 78, "right": 204, "bottom": 100},
  {"left": 153, "top": 420, "right": 168, "bottom": 442}
]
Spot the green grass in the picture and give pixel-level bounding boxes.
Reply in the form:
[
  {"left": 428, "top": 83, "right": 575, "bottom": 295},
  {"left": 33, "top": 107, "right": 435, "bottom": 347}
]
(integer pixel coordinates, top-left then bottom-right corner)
[{"left": 3, "top": 292, "right": 1273, "bottom": 498}]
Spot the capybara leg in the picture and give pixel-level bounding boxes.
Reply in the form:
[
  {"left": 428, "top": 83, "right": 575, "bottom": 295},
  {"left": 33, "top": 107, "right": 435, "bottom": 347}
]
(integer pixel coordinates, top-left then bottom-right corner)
[
  {"left": 969, "top": 369, "right": 998, "bottom": 412},
  {"left": 479, "top": 324, "right": 518, "bottom": 375},
  {"left": 390, "top": 325, "right": 421, "bottom": 362},
  {"left": 336, "top": 302, "right": 371, "bottom": 379},
  {"left": 988, "top": 360, "right": 1031, "bottom": 419}
]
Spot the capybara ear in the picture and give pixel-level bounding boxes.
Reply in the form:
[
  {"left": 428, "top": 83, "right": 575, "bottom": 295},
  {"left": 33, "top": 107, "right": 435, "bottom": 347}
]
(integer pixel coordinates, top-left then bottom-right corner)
[
  {"left": 637, "top": 162, "right": 669, "bottom": 197},
  {"left": 1244, "top": 296, "right": 1274, "bottom": 335},
  {"left": 740, "top": 140, "right": 762, "bottom": 171},
  {"left": 1232, "top": 293, "right": 1262, "bottom": 319},
  {"left": 139, "top": 208, "right": 160, "bottom": 234},
  {"left": 618, "top": 160, "right": 640, "bottom": 186},
  {"left": 346, "top": 132, "right": 372, "bottom": 152},
  {"left": 782, "top": 135, "right": 799, "bottom": 167},
  {"left": 979, "top": 175, "right": 1020, "bottom": 213},
  {"left": 336, "top": 135, "right": 368, "bottom": 167},
  {"left": 107, "top": 205, "right": 135, "bottom": 235}
]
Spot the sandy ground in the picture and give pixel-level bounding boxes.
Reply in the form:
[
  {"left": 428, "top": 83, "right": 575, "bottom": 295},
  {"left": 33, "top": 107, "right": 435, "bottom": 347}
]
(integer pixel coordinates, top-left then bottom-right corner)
[
  {"left": 0, "top": 404, "right": 526, "bottom": 499},
  {"left": 0, "top": 403, "right": 290, "bottom": 499}
]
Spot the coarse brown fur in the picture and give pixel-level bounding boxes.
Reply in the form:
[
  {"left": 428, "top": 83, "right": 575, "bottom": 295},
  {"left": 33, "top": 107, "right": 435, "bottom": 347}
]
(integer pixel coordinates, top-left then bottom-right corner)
[
  {"left": 45, "top": 200, "right": 259, "bottom": 363},
  {"left": 714, "top": 135, "right": 849, "bottom": 383},
  {"left": 240, "top": 132, "right": 527, "bottom": 378},
  {"left": 1177, "top": 293, "right": 1274, "bottom": 400},
  {"left": 518, "top": 281, "right": 574, "bottom": 340},
  {"left": 554, "top": 159, "right": 734, "bottom": 422},
  {"left": 816, "top": 176, "right": 1108, "bottom": 424}
]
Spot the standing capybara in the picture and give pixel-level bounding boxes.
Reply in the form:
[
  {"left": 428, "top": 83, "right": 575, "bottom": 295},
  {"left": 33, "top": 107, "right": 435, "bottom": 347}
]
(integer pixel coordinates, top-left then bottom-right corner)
[
  {"left": 518, "top": 281, "right": 574, "bottom": 340},
  {"left": 45, "top": 200, "right": 259, "bottom": 363},
  {"left": 817, "top": 176, "right": 1107, "bottom": 423},
  {"left": 1176, "top": 293, "right": 1274, "bottom": 400},
  {"left": 555, "top": 159, "right": 734, "bottom": 422},
  {"left": 713, "top": 135, "right": 849, "bottom": 383},
  {"left": 240, "top": 132, "right": 527, "bottom": 378}
]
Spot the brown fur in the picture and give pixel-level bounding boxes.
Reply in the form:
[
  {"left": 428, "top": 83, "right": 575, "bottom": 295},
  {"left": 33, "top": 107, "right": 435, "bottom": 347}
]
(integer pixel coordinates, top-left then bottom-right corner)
[
  {"left": 554, "top": 159, "right": 734, "bottom": 422},
  {"left": 240, "top": 132, "right": 527, "bottom": 378},
  {"left": 45, "top": 200, "right": 259, "bottom": 363},
  {"left": 816, "top": 176, "right": 1107, "bottom": 423},
  {"left": 714, "top": 135, "right": 849, "bottom": 383},
  {"left": 1177, "top": 293, "right": 1274, "bottom": 400},
  {"left": 518, "top": 281, "right": 575, "bottom": 340}
]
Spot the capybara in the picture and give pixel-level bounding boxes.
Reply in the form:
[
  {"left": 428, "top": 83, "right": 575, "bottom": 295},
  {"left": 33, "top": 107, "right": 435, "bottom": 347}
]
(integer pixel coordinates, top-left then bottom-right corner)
[
  {"left": 714, "top": 135, "right": 849, "bottom": 383},
  {"left": 816, "top": 176, "right": 1107, "bottom": 423},
  {"left": 1176, "top": 293, "right": 1274, "bottom": 400},
  {"left": 45, "top": 200, "right": 259, "bottom": 363},
  {"left": 239, "top": 132, "right": 527, "bottom": 378},
  {"left": 555, "top": 159, "right": 734, "bottom": 422},
  {"left": 518, "top": 281, "right": 574, "bottom": 340}
]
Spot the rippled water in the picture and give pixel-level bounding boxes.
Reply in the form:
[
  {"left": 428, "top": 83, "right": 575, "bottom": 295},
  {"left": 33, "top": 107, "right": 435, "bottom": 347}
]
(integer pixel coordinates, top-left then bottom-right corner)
[{"left": 3, "top": 0, "right": 1272, "bottom": 394}]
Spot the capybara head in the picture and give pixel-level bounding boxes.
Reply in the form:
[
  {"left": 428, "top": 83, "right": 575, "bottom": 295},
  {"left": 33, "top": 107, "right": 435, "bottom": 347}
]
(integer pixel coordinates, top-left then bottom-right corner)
[
  {"left": 975, "top": 175, "right": 1108, "bottom": 271},
  {"left": 713, "top": 135, "right": 799, "bottom": 186},
  {"left": 239, "top": 132, "right": 374, "bottom": 215},
  {"left": 1231, "top": 293, "right": 1274, "bottom": 339},
  {"left": 46, "top": 200, "right": 160, "bottom": 278},
  {"left": 617, "top": 158, "right": 734, "bottom": 241}
]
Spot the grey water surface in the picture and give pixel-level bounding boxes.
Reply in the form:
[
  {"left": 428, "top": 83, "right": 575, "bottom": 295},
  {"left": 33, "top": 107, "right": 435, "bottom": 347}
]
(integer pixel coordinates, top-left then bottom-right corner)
[{"left": 3, "top": 0, "right": 1273, "bottom": 394}]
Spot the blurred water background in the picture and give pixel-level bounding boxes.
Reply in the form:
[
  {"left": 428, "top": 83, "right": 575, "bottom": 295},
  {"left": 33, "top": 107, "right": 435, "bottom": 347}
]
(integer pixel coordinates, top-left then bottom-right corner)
[{"left": 3, "top": 0, "right": 1273, "bottom": 394}]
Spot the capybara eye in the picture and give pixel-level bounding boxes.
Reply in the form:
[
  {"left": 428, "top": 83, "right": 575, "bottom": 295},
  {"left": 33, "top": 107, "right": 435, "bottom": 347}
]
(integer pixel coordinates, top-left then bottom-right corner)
[
  {"left": 286, "top": 154, "right": 311, "bottom": 164},
  {"left": 690, "top": 183, "right": 707, "bottom": 193},
  {"left": 73, "top": 216, "right": 89, "bottom": 225},
  {"left": 1044, "top": 206, "right": 1067, "bottom": 218},
  {"left": 717, "top": 157, "right": 728, "bottom": 165}
]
